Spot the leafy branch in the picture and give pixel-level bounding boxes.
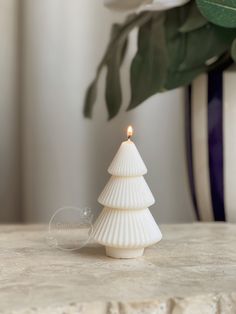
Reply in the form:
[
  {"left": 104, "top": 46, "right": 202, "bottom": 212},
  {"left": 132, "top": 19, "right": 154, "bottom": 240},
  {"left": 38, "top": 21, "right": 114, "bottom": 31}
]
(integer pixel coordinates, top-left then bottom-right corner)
[{"left": 84, "top": 0, "right": 236, "bottom": 119}]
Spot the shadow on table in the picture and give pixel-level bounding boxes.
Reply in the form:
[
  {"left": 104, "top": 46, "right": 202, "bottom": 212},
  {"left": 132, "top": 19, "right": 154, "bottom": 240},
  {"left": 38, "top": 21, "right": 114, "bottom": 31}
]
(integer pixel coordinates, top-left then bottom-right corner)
[{"left": 70, "top": 245, "right": 107, "bottom": 258}]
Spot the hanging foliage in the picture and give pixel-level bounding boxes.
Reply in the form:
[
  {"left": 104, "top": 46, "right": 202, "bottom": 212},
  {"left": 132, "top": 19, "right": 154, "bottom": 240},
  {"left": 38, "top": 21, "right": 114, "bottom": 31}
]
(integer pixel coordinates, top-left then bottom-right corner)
[{"left": 84, "top": 0, "right": 236, "bottom": 119}]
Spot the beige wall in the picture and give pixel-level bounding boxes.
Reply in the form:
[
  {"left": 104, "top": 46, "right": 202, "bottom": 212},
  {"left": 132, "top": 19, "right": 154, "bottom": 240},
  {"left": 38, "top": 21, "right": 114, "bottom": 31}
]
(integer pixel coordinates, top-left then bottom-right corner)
[{"left": 0, "top": 0, "right": 195, "bottom": 223}]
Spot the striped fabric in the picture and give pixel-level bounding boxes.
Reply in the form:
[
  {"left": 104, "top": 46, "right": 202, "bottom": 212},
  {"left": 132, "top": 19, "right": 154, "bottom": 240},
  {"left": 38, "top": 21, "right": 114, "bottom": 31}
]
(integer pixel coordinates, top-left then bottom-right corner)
[{"left": 186, "top": 63, "right": 236, "bottom": 222}]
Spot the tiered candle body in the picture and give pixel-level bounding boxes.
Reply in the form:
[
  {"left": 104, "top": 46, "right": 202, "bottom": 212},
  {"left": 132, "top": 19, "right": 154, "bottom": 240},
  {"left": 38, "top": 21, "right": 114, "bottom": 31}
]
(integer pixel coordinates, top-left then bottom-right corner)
[{"left": 93, "top": 139, "right": 162, "bottom": 258}]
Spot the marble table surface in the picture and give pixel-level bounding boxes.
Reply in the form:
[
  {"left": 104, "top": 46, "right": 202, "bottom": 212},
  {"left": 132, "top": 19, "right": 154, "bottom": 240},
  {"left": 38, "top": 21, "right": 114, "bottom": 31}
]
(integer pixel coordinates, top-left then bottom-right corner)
[{"left": 0, "top": 223, "right": 236, "bottom": 314}]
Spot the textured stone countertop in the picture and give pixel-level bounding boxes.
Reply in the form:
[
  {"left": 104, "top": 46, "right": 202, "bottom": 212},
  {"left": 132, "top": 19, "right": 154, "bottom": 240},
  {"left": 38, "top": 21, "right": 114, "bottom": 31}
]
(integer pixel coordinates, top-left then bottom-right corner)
[{"left": 0, "top": 223, "right": 236, "bottom": 313}]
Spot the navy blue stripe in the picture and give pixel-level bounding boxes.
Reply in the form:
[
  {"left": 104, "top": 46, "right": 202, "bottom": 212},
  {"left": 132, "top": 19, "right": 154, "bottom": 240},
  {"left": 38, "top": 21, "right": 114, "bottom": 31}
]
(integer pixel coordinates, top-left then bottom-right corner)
[
  {"left": 207, "top": 69, "right": 225, "bottom": 221},
  {"left": 185, "top": 86, "right": 200, "bottom": 220}
]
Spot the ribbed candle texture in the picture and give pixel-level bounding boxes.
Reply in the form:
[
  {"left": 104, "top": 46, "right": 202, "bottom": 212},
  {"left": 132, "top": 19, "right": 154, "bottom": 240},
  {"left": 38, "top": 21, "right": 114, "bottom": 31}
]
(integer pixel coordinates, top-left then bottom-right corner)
[{"left": 93, "top": 139, "right": 162, "bottom": 258}]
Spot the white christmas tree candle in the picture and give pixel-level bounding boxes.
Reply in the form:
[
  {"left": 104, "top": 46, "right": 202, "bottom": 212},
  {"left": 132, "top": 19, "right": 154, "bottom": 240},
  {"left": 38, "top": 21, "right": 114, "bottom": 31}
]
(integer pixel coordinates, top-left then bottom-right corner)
[{"left": 92, "top": 126, "right": 162, "bottom": 258}]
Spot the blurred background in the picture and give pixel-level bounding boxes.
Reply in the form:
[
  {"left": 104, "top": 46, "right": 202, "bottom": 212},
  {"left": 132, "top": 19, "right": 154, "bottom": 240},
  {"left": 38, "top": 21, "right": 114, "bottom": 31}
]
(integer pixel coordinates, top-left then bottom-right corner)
[{"left": 0, "top": 0, "right": 204, "bottom": 224}]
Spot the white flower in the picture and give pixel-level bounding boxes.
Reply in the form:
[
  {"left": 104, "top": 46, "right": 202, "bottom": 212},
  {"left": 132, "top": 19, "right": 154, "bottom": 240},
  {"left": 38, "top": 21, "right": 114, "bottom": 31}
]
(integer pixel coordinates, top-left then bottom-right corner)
[{"left": 104, "top": 0, "right": 191, "bottom": 11}]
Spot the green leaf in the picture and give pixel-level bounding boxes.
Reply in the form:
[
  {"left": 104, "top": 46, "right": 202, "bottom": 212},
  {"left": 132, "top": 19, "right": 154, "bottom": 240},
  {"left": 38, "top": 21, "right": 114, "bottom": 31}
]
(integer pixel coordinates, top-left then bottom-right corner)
[
  {"left": 179, "top": 1, "right": 208, "bottom": 32},
  {"left": 105, "top": 25, "right": 128, "bottom": 120},
  {"left": 165, "top": 67, "right": 205, "bottom": 90},
  {"left": 164, "top": 8, "right": 207, "bottom": 89},
  {"left": 83, "top": 12, "right": 153, "bottom": 118},
  {"left": 83, "top": 80, "right": 98, "bottom": 118},
  {"left": 128, "top": 7, "right": 235, "bottom": 107},
  {"left": 196, "top": 0, "right": 236, "bottom": 28},
  {"left": 165, "top": 8, "right": 188, "bottom": 72},
  {"left": 231, "top": 38, "right": 236, "bottom": 61},
  {"left": 178, "top": 24, "right": 236, "bottom": 71},
  {"left": 128, "top": 13, "right": 168, "bottom": 109},
  {"left": 85, "top": 5, "right": 236, "bottom": 119}
]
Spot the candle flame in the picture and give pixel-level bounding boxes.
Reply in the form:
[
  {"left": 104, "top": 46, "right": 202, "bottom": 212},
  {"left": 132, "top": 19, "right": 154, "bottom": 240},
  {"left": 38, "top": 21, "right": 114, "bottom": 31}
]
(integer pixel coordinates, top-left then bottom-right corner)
[{"left": 127, "top": 126, "right": 133, "bottom": 139}]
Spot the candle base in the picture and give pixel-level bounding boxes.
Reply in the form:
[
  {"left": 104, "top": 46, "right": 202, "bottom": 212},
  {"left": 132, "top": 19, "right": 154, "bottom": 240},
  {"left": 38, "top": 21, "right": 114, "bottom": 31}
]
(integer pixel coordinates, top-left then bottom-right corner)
[{"left": 105, "top": 247, "right": 144, "bottom": 259}]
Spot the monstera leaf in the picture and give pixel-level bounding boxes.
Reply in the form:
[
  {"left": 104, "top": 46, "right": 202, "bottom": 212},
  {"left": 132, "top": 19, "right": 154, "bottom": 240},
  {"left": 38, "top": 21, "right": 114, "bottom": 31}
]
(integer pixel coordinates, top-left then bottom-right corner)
[{"left": 196, "top": 0, "right": 236, "bottom": 28}]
